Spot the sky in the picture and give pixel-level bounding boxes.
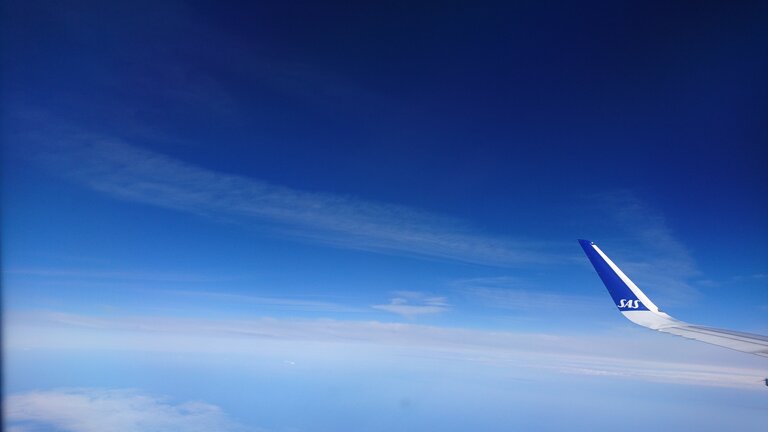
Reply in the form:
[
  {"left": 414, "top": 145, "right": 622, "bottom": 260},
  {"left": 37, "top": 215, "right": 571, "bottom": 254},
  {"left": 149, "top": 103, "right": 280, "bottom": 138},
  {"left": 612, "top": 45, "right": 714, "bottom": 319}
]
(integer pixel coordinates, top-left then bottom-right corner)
[{"left": 2, "top": 1, "right": 767, "bottom": 431}]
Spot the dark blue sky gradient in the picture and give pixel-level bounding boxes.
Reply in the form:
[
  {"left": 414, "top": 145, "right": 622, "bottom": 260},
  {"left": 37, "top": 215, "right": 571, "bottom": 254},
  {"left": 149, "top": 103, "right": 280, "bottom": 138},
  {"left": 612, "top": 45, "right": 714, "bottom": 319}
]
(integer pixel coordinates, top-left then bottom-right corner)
[{"left": 5, "top": 2, "right": 766, "bottom": 240}]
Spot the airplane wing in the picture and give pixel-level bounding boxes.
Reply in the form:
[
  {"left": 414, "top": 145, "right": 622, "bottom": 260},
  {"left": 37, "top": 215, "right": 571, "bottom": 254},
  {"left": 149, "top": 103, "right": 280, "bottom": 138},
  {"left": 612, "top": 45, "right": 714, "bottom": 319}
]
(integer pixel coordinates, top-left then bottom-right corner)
[{"left": 578, "top": 239, "right": 768, "bottom": 358}]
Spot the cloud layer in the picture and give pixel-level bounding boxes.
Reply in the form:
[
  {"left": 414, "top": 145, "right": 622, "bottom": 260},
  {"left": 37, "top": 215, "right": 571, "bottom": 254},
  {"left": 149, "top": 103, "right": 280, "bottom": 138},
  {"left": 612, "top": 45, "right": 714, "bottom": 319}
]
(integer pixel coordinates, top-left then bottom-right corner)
[
  {"left": 6, "top": 388, "right": 248, "bottom": 432},
  {"left": 6, "top": 311, "right": 766, "bottom": 390}
]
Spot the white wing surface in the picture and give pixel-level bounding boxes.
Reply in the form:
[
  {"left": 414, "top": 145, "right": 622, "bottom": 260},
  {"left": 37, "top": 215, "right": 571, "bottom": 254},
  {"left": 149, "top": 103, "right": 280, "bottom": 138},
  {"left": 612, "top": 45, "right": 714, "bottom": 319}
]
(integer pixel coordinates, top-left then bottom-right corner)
[{"left": 578, "top": 239, "right": 768, "bottom": 358}]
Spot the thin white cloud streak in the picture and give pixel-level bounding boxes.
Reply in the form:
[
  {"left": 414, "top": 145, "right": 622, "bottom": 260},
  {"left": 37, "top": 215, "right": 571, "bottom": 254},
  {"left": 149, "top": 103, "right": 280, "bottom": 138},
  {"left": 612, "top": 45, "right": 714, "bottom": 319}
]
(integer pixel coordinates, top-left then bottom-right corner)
[
  {"left": 32, "top": 136, "right": 553, "bottom": 267},
  {"left": 6, "top": 311, "right": 766, "bottom": 390},
  {"left": 5, "top": 267, "right": 239, "bottom": 284},
  {"left": 165, "top": 289, "right": 364, "bottom": 313},
  {"left": 453, "top": 276, "right": 602, "bottom": 311},
  {"left": 372, "top": 291, "right": 450, "bottom": 317},
  {"left": 5, "top": 388, "right": 250, "bottom": 432},
  {"left": 4, "top": 268, "right": 363, "bottom": 314}
]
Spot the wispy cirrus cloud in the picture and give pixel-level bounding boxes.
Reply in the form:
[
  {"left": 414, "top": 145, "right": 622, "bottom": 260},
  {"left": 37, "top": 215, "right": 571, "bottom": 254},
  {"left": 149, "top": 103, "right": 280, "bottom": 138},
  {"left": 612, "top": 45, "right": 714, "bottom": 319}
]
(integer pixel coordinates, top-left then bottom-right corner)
[
  {"left": 589, "top": 191, "right": 702, "bottom": 305},
  {"left": 27, "top": 133, "right": 553, "bottom": 267},
  {"left": 372, "top": 291, "right": 449, "bottom": 317},
  {"left": 5, "top": 388, "right": 251, "bottom": 432}
]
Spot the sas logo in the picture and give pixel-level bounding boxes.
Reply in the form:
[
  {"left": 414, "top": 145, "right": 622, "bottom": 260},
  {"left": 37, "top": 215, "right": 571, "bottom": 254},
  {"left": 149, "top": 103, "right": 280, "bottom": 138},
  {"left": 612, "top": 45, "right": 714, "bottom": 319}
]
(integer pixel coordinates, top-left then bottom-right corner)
[{"left": 618, "top": 299, "right": 641, "bottom": 309}]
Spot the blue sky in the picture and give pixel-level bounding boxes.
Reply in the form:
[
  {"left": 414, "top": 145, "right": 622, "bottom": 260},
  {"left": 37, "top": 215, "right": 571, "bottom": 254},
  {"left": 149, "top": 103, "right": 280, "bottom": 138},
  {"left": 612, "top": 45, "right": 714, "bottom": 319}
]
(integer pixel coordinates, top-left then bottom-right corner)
[{"left": 2, "top": 1, "right": 767, "bottom": 431}]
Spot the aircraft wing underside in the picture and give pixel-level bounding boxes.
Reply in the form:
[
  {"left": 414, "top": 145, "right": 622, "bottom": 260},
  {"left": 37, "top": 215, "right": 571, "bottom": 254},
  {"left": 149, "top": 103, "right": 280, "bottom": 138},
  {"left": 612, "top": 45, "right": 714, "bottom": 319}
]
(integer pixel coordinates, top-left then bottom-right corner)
[{"left": 658, "top": 324, "right": 768, "bottom": 357}]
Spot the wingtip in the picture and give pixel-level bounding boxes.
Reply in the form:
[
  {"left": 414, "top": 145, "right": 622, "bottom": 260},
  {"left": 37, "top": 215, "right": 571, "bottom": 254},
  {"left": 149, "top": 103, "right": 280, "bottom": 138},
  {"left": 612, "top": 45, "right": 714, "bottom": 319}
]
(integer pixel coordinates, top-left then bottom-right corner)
[{"left": 577, "top": 239, "right": 594, "bottom": 247}]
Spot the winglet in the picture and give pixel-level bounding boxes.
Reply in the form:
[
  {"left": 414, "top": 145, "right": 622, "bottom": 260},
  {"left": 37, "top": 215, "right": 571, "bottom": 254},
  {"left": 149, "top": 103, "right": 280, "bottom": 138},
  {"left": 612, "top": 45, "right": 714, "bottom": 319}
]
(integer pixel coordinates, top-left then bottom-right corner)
[
  {"left": 578, "top": 239, "right": 660, "bottom": 313},
  {"left": 579, "top": 240, "right": 768, "bottom": 362}
]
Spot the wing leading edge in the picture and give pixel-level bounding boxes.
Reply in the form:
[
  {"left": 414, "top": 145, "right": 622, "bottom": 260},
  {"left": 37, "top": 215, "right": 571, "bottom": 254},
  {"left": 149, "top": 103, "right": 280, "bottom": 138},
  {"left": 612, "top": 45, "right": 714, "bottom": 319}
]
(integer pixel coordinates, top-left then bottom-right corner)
[{"left": 578, "top": 239, "right": 768, "bottom": 358}]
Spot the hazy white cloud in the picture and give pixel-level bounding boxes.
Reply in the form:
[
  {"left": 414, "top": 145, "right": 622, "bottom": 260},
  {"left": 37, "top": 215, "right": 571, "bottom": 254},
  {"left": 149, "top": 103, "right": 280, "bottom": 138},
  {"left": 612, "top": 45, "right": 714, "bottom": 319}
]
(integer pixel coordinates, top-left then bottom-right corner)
[
  {"left": 6, "top": 311, "right": 766, "bottom": 390},
  {"left": 372, "top": 291, "right": 449, "bottom": 317},
  {"left": 5, "top": 388, "right": 250, "bottom": 432},
  {"left": 27, "top": 136, "right": 554, "bottom": 267}
]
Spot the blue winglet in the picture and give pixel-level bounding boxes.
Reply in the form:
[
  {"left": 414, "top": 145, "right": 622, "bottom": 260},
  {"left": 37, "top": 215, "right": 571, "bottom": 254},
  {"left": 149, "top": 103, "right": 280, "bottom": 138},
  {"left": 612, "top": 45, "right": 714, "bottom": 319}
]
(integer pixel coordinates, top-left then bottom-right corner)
[{"left": 578, "top": 239, "right": 649, "bottom": 311}]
